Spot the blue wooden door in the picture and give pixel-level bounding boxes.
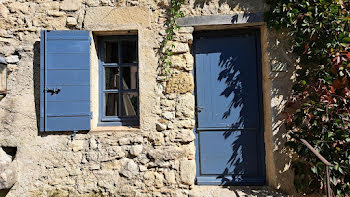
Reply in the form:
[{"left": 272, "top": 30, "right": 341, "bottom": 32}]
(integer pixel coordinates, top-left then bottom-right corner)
[
  {"left": 194, "top": 30, "right": 265, "bottom": 185},
  {"left": 40, "top": 30, "right": 91, "bottom": 132}
]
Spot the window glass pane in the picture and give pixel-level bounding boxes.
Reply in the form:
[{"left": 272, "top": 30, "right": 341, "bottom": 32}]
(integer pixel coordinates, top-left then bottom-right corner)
[
  {"left": 105, "top": 93, "right": 119, "bottom": 116},
  {"left": 121, "top": 66, "right": 137, "bottom": 90},
  {"left": 121, "top": 92, "right": 138, "bottom": 117},
  {"left": 120, "top": 40, "right": 137, "bottom": 63},
  {"left": 105, "top": 41, "right": 119, "bottom": 63},
  {"left": 105, "top": 67, "right": 119, "bottom": 90}
]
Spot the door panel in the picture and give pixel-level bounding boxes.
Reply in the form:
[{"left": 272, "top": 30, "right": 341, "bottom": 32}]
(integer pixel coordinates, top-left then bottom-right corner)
[
  {"left": 199, "top": 130, "right": 258, "bottom": 175},
  {"left": 194, "top": 30, "right": 265, "bottom": 185},
  {"left": 196, "top": 36, "right": 259, "bottom": 129}
]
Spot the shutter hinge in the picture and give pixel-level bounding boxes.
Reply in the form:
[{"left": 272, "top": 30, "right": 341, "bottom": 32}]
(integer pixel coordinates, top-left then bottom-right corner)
[
  {"left": 89, "top": 37, "right": 92, "bottom": 45},
  {"left": 89, "top": 111, "right": 93, "bottom": 119},
  {"left": 71, "top": 130, "right": 78, "bottom": 140}
]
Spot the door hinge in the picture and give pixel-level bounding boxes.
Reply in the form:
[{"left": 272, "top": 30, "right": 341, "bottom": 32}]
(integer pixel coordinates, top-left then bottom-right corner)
[{"left": 89, "top": 111, "right": 93, "bottom": 119}]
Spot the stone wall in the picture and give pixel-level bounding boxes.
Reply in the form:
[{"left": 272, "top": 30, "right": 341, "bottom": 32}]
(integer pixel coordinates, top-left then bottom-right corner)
[{"left": 0, "top": 0, "right": 297, "bottom": 196}]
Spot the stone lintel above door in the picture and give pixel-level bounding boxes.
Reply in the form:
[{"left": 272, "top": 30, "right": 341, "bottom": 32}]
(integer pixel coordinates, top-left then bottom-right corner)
[{"left": 177, "top": 13, "right": 264, "bottom": 28}]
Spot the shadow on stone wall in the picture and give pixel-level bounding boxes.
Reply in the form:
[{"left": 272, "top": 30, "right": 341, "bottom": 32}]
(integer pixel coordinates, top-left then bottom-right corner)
[
  {"left": 33, "top": 41, "right": 40, "bottom": 136},
  {"left": 266, "top": 28, "right": 297, "bottom": 193},
  {"left": 193, "top": 0, "right": 265, "bottom": 12},
  {"left": 226, "top": 186, "right": 286, "bottom": 196},
  {"left": 0, "top": 189, "right": 10, "bottom": 197}
]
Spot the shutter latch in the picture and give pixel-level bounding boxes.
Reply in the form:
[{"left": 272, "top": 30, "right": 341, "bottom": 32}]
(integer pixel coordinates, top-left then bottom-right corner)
[{"left": 46, "top": 88, "right": 61, "bottom": 95}]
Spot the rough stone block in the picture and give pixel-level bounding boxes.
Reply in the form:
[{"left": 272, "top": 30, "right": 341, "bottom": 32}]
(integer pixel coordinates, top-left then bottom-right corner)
[
  {"left": 0, "top": 149, "right": 16, "bottom": 190},
  {"left": 53, "top": 168, "right": 69, "bottom": 178},
  {"left": 165, "top": 41, "right": 189, "bottom": 54},
  {"left": 5, "top": 55, "right": 19, "bottom": 64},
  {"left": 86, "top": 0, "right": 99, "bottom": 7},
  {"left": 66, "top": 17, "right": 77, "bottom": 26},
  {"left": 154, "top": 172, "right": 164, "bottom": 188},
  {"left": 147, "top": 146, "right": 186, "bottom": 161},
  {"left": 8, "top": 2, "right": 29, "bottom": 14},
  {"left": 166, "top": 72, "right": 194, "bottom": 94},
  {"left": 0, "top": 149, "right": 11, "bottom": 164},
  {"left": 176, "top": 93, "right": 195, "bottom": 118},
  {"left": 0, "top": 3, "right": 9, "bottom": 18},
  {"left": 174, "top": 33, "right": 193, "bottom": 44},
  {"left": 156, "top": 122, "right": 167, "bottom": 131},
  {"left": 180, "top": 160, "right": 195, "bottom": 185},
  {"left": 47, "top": 10, "right": 65, "bottom": 17},
  {"left": 120, "top": 159, "right": 138, "bottom": 179},
  {"left": 164, "top": 170, "right": 176, "bottom": 185},
  {"left": 70, "top": 140, "right": 85, "bottom": 152},
  {"left": 132, "top": 136, "right": 143, "bottom": 144},
  {"left": 174, "top": 130, "right": 195, "bottom": 143},
  {"left": 102, "top": 160, "right": 122, "bottom": 170},
  {"left": 99, "top": 146, "right": 125, "bottom": 161},
  {"left": 162, "top": 111, "right": 175, "bottom": 120},
  {"left": 170, "top": 54, "right": 193, "bottom": 71},
  {"left": 147, "top": 132, "right": 165, "bottom": 146},
  {"left": 7, "top": 64, "right": 18, "bottom": 72},
  {"left": 39, "top": 1, "right": 60, "bottom": 11},
  {"left": 143, "top": 171, "right": 155, "bottom": 187},
  {"left": 130, "top": 145, "right": 143, "bottom": 156},
  {"left": 89, "top": 136, "right": 98, "bottom": 149},
  {"left": 60, "top": 0, "right": 83, "bottom": 11},
  {"left": 160, "top": 99, "right": 175, "bottom": 107},
  {"left": 118, "top": 138, "right": 131, "bottom": 145},
  {"left": 178, "top": 27, "right": 194, "bottom": 33},
  {"left": 84, "top": 7, "right": 150, "bottom": 29}
]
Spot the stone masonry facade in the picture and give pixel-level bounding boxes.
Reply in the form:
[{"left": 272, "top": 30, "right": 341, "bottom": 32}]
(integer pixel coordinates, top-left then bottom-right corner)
[{"left": 0, "top": 0, "right": 297, "bottom": 196}]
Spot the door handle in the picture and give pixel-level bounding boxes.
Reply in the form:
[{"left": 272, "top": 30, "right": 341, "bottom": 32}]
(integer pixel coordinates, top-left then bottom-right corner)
[
  {"left": 46, "top": 88, "right": 61, "bottom": 95},
  {"left": 196, "top": 106, "right": 204, "bottom": 113}
]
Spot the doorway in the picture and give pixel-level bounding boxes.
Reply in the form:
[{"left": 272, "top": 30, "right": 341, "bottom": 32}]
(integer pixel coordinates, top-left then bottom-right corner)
[{"left": 193, "top": 29, "right": 266, "bottom": 185}]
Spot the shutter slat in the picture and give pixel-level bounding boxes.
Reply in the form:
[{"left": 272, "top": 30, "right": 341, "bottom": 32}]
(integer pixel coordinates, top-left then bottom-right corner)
[
  {"left": 41, "top": 101, "right": 89, "bottom": 115},
  {"left": 46, "top": 70, "right": 90, "bottom": 85},
  {"left": 46, "top": 117, "right": 91, "bottom": 131},
  {"left": 47, "top": 53, "right": 90, "bottom": 69},
  {"left": 47, "top": 40, "right": 90, "bottom": 53},
  {"left": 40, "top": 30, "right": 91, "bottom": 132},
  {"left": 45, "top": 86, "right": 90, "bottom": 101}
]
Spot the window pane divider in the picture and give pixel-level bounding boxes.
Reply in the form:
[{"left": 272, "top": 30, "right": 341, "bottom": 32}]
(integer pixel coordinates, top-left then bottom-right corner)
[
  {"left": 118, "top": 41, "right": 122, "bottom": 117},
  {"left": 102, "top": 63, "right": 138, "bottom": 67},
  {"left": 103, "top": 89, "right": 137, "bottom": 93},
  {"left": 103, "top": 89, "right": 120, "bottom": 93},
  {"left": 102, "top": 36, "right": 137, "bottom": 41}
]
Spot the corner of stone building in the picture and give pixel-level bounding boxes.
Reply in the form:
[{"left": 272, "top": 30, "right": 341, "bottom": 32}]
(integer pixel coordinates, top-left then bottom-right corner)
[{"left": 262, "top": 24, "right": 298, "bottom": 194}]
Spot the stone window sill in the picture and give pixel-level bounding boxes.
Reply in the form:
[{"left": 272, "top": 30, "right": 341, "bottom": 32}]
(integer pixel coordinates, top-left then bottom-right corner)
[{"left": 89, "top": 126, "right": 141, "bottom": 133}]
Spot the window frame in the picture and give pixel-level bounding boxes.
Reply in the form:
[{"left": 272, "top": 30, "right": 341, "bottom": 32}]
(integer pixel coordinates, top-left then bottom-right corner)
[{"left": 98, "top": 35, "right": 139, "bottom": 126}]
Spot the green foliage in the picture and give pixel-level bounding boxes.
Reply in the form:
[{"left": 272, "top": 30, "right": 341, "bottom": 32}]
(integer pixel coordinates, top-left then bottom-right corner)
[
  {"left": 160, "top": 0, "right": 185, "bottom": 76},
  {"left": 266, "top": 0, "right": 350, "bottom": 196}
]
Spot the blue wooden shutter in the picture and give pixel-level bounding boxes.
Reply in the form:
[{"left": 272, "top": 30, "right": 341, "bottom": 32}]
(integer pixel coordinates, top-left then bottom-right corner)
[{"left": 40, "top": 30, "right": 91, "bottom": 132}]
